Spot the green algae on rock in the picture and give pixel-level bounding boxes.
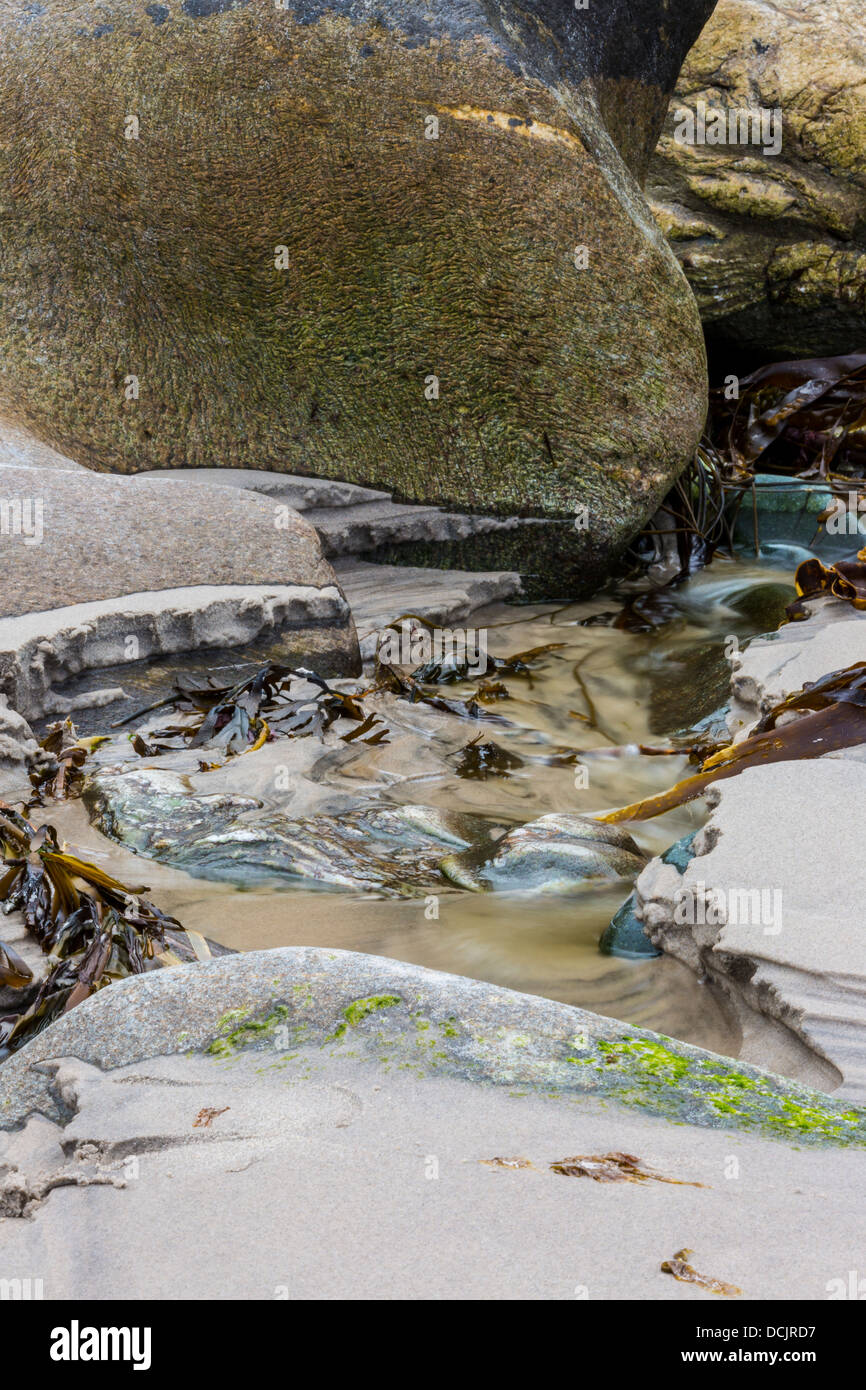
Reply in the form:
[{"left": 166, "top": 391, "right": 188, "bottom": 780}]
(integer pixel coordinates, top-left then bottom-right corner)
[
  {"left": 0, "top": 0, "right": 713, "bottom": 593},
  {"left": 2, "top": 947, "right": 863, "bottom": 1147},
  {"left": 23, "top": 945, "right": 866, "bottom": 1150}
]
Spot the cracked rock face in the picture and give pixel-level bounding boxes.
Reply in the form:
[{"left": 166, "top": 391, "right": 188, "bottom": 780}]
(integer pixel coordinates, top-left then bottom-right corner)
[
  {"left": 0, "top": 0, "right": 713, "bottom": 591},
  {"left": 0, "top": 460, "right": 363, "bottom": 714},
  {"left": 636, "top": 761, "right": 866, "bottom": 1101},
  {"left": 0, "top": 695, "right": 37, "bottom": 770},
  {"left": 650, "top": 0, "right": 866, "bottom": 357}
]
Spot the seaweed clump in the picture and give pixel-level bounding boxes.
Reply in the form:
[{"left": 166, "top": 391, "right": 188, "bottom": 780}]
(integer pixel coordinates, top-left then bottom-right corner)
[{"left": 0, "top": 801, "right": 183, "bottom": 1056}]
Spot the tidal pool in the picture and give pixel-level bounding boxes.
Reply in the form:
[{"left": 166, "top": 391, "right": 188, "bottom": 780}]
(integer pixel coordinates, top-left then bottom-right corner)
[{"left": 39, "top": 555, "right": 796, "bottom": 1061}]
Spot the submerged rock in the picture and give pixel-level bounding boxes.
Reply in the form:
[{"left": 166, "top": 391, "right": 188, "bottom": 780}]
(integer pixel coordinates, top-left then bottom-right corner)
[
  {"left": 439, "top": 814, "right": 647, "bottom": 893},
  {"left": 651, "top": 0, "right": 866, "bottom": 358},
  {"left": 84, "top": 768, "right": 509, "bottom": 895},
  {"left": 0, "top": 0, "right": 713, "bottom": 592},
  {"left": 601, "top": 833, "right": 697, "bottom": 959},
  {"left": 600, "top": 894, "right": 660, "bottom": 960},
  {"left": 83, "top": 768, "right": 647, "bottom": 898}
]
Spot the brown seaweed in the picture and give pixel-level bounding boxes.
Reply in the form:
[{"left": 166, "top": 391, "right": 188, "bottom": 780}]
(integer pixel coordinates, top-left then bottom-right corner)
[
  {"left": 26, "top": 719, "right": 107, "bottom": 806},
  {"left": 0, "top": 938, "right": 33, "bottom": 989},
  {"left": 193, "top": 1106, "right": 230, "bottom": 1129},
  {"left": 124, "top": 664, "right": 390, "bottom": 758},
  {"left": 0, "top": 802, "right": 182, "bottom": 1055},
  {"left": 787, "top": 550, "right": 866, "bottom": 620},
  {"left": 719, "top": 352, "right": 866, "bottom": 479},
  {"left": 661, "top": 1248, "right": 741, "bottom": 1297},
  {"left": 550, "top": 1152, "right": 705, "bottom": 1186},
  {"left": 454, "top": 737, "right": 524, "bottom": 780},
  {"left": 372, "top": 660, "right": 511, "bottom": 724},
  {"left": 600, "top": 663, "right": 866, "bottom": 823},
  {"left": 628, "top": 353, "right": 866, "bottom": 588},
  {"left": 479, "top": 1157, "right": 534, "bottom": 1171}
]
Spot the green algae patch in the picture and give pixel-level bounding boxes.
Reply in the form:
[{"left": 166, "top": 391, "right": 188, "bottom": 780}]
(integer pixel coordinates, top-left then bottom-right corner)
[
  {"left": 207, "top": 1005, "right": 290, "bottom": 1058},
  {"left": 197, "top": 987, "right": 863, "bottom": 1148},
  {"left": 345, "top": 995, "right": 401, "bottom": 1026},
  {"left": 575, "top": 1036, "right": 866, "bottom": 1145},
  {"left": 326, "top": 995, "right": 402, "bottom": 1043}
]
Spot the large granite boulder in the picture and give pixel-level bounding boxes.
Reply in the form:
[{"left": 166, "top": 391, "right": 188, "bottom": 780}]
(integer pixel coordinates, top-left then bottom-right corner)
[
  {"left": 0, "top": 0, "right": 715, "bottom": 593},
  {"left": 650, "top": 0, "right": 866, "bottom": 358}
]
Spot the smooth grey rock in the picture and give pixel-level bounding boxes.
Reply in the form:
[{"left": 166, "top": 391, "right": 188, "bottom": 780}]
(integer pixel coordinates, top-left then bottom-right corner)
[
  {"left": 0, "top": 416, "right": 85, "bottom": 472},
  {"left": 1, "top": 947, "right": 862, "bottom": 1146},
  {"left": 135, "top": 467, "right": 392, "bottom": 511},
  {"left": 440, "top": 815, "right": 647, "bottom": 893},
  {"left": 2, "top": 946, "right": 862, "bottom": 1300},
  {"left": 0, "top": 464, "right": 343, "bottom": 618},
  {"left": 628, "top": 598, "right": 866, "bottom": 1095}
]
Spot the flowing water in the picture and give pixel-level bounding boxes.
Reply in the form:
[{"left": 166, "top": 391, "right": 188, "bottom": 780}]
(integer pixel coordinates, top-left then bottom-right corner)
[{"left": 38, "top": 555, "right": 796, "bottom": 1059}]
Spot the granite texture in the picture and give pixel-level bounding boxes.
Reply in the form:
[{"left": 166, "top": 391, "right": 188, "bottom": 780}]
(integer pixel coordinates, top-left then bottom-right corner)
[
  {"left": 0, "top": 0, "right": 714, "bottom": 593},
  {"left": 1, "top": 947, "right": 861, "bottom": 1145}
]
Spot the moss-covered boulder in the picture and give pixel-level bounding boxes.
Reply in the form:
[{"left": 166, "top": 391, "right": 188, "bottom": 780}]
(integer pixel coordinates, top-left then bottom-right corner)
[
  {"left": 0, "top": 0, "right": 714, "bottom": 592},
  {"left": 650, "top": 0, "right": 866, "bottom": 358}
]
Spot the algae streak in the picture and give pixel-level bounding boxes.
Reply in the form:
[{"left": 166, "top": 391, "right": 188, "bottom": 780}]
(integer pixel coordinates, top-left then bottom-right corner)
[{"left": 202, "top": 990, "right": 866, "bottom": 1148}]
